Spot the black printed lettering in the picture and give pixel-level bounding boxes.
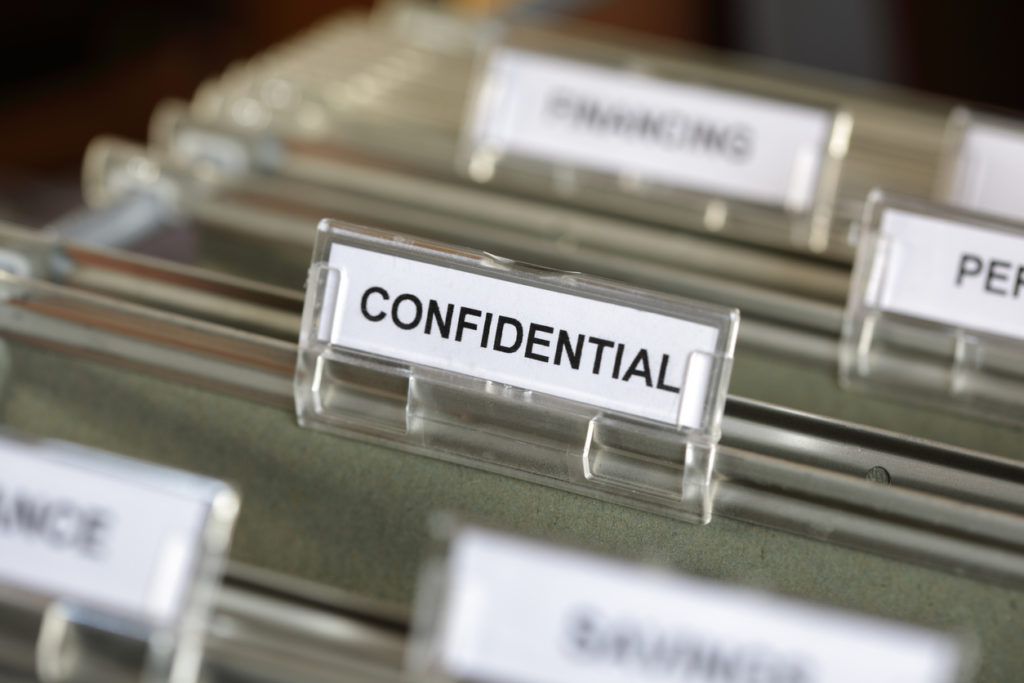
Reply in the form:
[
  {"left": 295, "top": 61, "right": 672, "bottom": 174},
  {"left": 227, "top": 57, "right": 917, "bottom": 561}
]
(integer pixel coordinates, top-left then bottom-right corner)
[
  {"left": 525, "top": 323, "right": 553, "bottom": 362},
  {"left": 956, "top": 254, "right": 983, "bottom": 286},
  {"left": 588, "top": 337, "right": 615, "bottom": 375},
  {"left": 543, "top": 91, "right": 755, "bottom": 163},
  {"left": 730, "top": 125, "right": 754, "bottom": 162},
  {"left": 353, "top": 287, "right": 691, "bottom": 403},
  {"left": 360, "top": 286, "right": 389, "bottom": 322},
  {"left": 562, "top": 607, "right": 814, "bottom": 683},
  {"left": 481, "top": 312, "right": 494, "bottom": 347},
  {"left": 656, "top": 354, "right": 680, "bottom": 393},
  {"left": 611, "top": 343, "right": 625, "bottom": 379},
  {"left": 456, "top": 307, "right": 481, "bottom": 342},
  {"left": 0, "top": 487, "right": 112, "bottom": 560},
  {"left": 954, "top": 253, "right": 1024, "bottom": 301},
  {"left": 13, "top": 495, "right": 48, "bottom": 536},
  {"left": 555, "top": 331, "right": 585, "bottom": 369},
  {"left": 425, "top": 300, "right": 454, "bottom": 338},
  {"left": 986, "top": 259, "right": 1011, "bottom": 295},
  {"left": 622, "top": 349, "right": 653, "bottom": 387},
  {"left": 79, "top": 511, "right": 109, "bottom": 559},
  {"left": 391, "top": 294, "right": 422, "bottom": 330},
  {"left": 493, "top": 316, "right": 523, "bottom": 353}
]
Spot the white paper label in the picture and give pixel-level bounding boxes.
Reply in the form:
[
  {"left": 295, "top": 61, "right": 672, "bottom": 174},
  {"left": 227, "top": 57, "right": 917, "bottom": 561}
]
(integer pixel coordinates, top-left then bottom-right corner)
[
  {"left": 0, "top": 439, "right": 216, "bottom": 625},
  {"left": 321, "top": 243, "right": 722, "bottom": 427},
  {"left": 945, "top": 117, "right": 1024, "bottom": 224},
  {"left": 469, "top": 48, "right": 834, "bottom": 212},
  {"left": 432, "top": 528, "right": 960, "bottom": 683},
  {"left": 867, "top": 208, "right": 1024, "bottom": 341}
]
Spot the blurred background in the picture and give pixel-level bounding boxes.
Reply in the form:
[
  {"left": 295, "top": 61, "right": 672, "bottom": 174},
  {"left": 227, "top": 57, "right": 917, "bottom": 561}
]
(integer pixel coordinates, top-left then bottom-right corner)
[{"left": 0, "top": 0, "right": 1020, "bottom": 226}]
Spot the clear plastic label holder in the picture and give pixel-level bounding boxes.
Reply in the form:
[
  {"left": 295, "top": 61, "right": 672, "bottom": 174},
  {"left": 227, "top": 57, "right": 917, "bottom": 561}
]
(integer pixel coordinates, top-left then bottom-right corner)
[
  {"left": 935, "top": 107, "right": 1024, "bottom": 226},
  {"left": 407, "top": 523, "right": 965, "bottom": 683},
  {"left": 294, "top": 220, "right": 738, "bottom": 523},
  {"left": 0, "top": 434, "right": 239, "bottom": 683},
  {"left": 457, "top": 37, "right": 852, "bottom": 254},
  {"left": 840, "top": 191, "right": 1024, "bottom": 420}
]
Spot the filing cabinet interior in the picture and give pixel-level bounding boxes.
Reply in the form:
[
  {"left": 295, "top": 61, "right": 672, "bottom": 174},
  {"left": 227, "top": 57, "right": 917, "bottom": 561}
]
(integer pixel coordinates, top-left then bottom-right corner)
[
  {"left": 6, "top": 4, "right": 1024, "bottom": 681},
  {"left": 2, "top": 337, "right": 1022, "bottom": 680}
]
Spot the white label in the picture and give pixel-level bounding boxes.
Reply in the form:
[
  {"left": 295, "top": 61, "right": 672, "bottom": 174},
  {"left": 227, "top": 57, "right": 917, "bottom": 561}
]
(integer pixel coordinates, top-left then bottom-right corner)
[
  {"left": 469, "top": 48, "right": 834, "bottom": 212},
  {"left": 0, "top": 439, "right": 216, "bottom": 625},
  {"left": 432, "top": 528, "right": 960, "bottom": 683},
  {"left": 945, "top": 117, "right": 1024, "bottom": 224},
  {"left": 321, "top": 243, "right": 721, "bottom": 427},
  {"left": 867, "top": 208, "right": 1024, "bottom": 341}
]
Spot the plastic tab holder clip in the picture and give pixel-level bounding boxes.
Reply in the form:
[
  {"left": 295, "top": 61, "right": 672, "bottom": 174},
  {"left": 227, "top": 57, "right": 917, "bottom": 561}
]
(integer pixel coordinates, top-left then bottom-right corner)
[
  {"left": 840, "top": 190, "right": 1024, "bottom": 420},
  {"left": 294, "top": 220, "right": 738, "bottom": 523},
  {"left": 0, "top": 433, "right": 239, "bottom": 683},
  {"left": 459, "top": 43, "right": 851, "bottom": 253}
]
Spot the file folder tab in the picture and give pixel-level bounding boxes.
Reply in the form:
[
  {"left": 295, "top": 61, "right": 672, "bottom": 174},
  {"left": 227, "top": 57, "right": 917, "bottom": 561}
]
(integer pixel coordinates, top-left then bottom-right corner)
[
  {"left": 295, "top": 220, "right": 738, "bottom": 522},
  {"left": 409, "top": 526, "right": 963, "bottom": 683},
  {"left": 465, "top": 47, "right": 837, "bottom": 213},
  {"left": 937, "top": 108, "right": 1024, "bottom": 225},
  {"left": 459, "top": 44, "right": 850, "bottom": 254},
  {"left": 0, "top": 433, "right": 238, "bottom": 683},
  {"left": 841, "top": 191, "right": 1024, "bottom": 420}
]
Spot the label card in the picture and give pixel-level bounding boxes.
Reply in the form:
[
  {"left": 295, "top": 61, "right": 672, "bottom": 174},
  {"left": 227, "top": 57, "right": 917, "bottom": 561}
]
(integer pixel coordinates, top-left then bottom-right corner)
[
  {"left": 0, "top": 436, "right": 235, "bottom": 626},
  {"left": 467, "top": 48, "right": 836, "bottom": 212},
  {"left": 942, "top": 111, "right": 1024, "bottom": 225},
  {"left": 426, "top": 528, "right": 961, "bottom": 683},
  {"left": 315, "top": 226, "right": 735, "bottom": 428},
  {"left": 863, "top": 207, "right": 1024, "bottom": 341}
]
